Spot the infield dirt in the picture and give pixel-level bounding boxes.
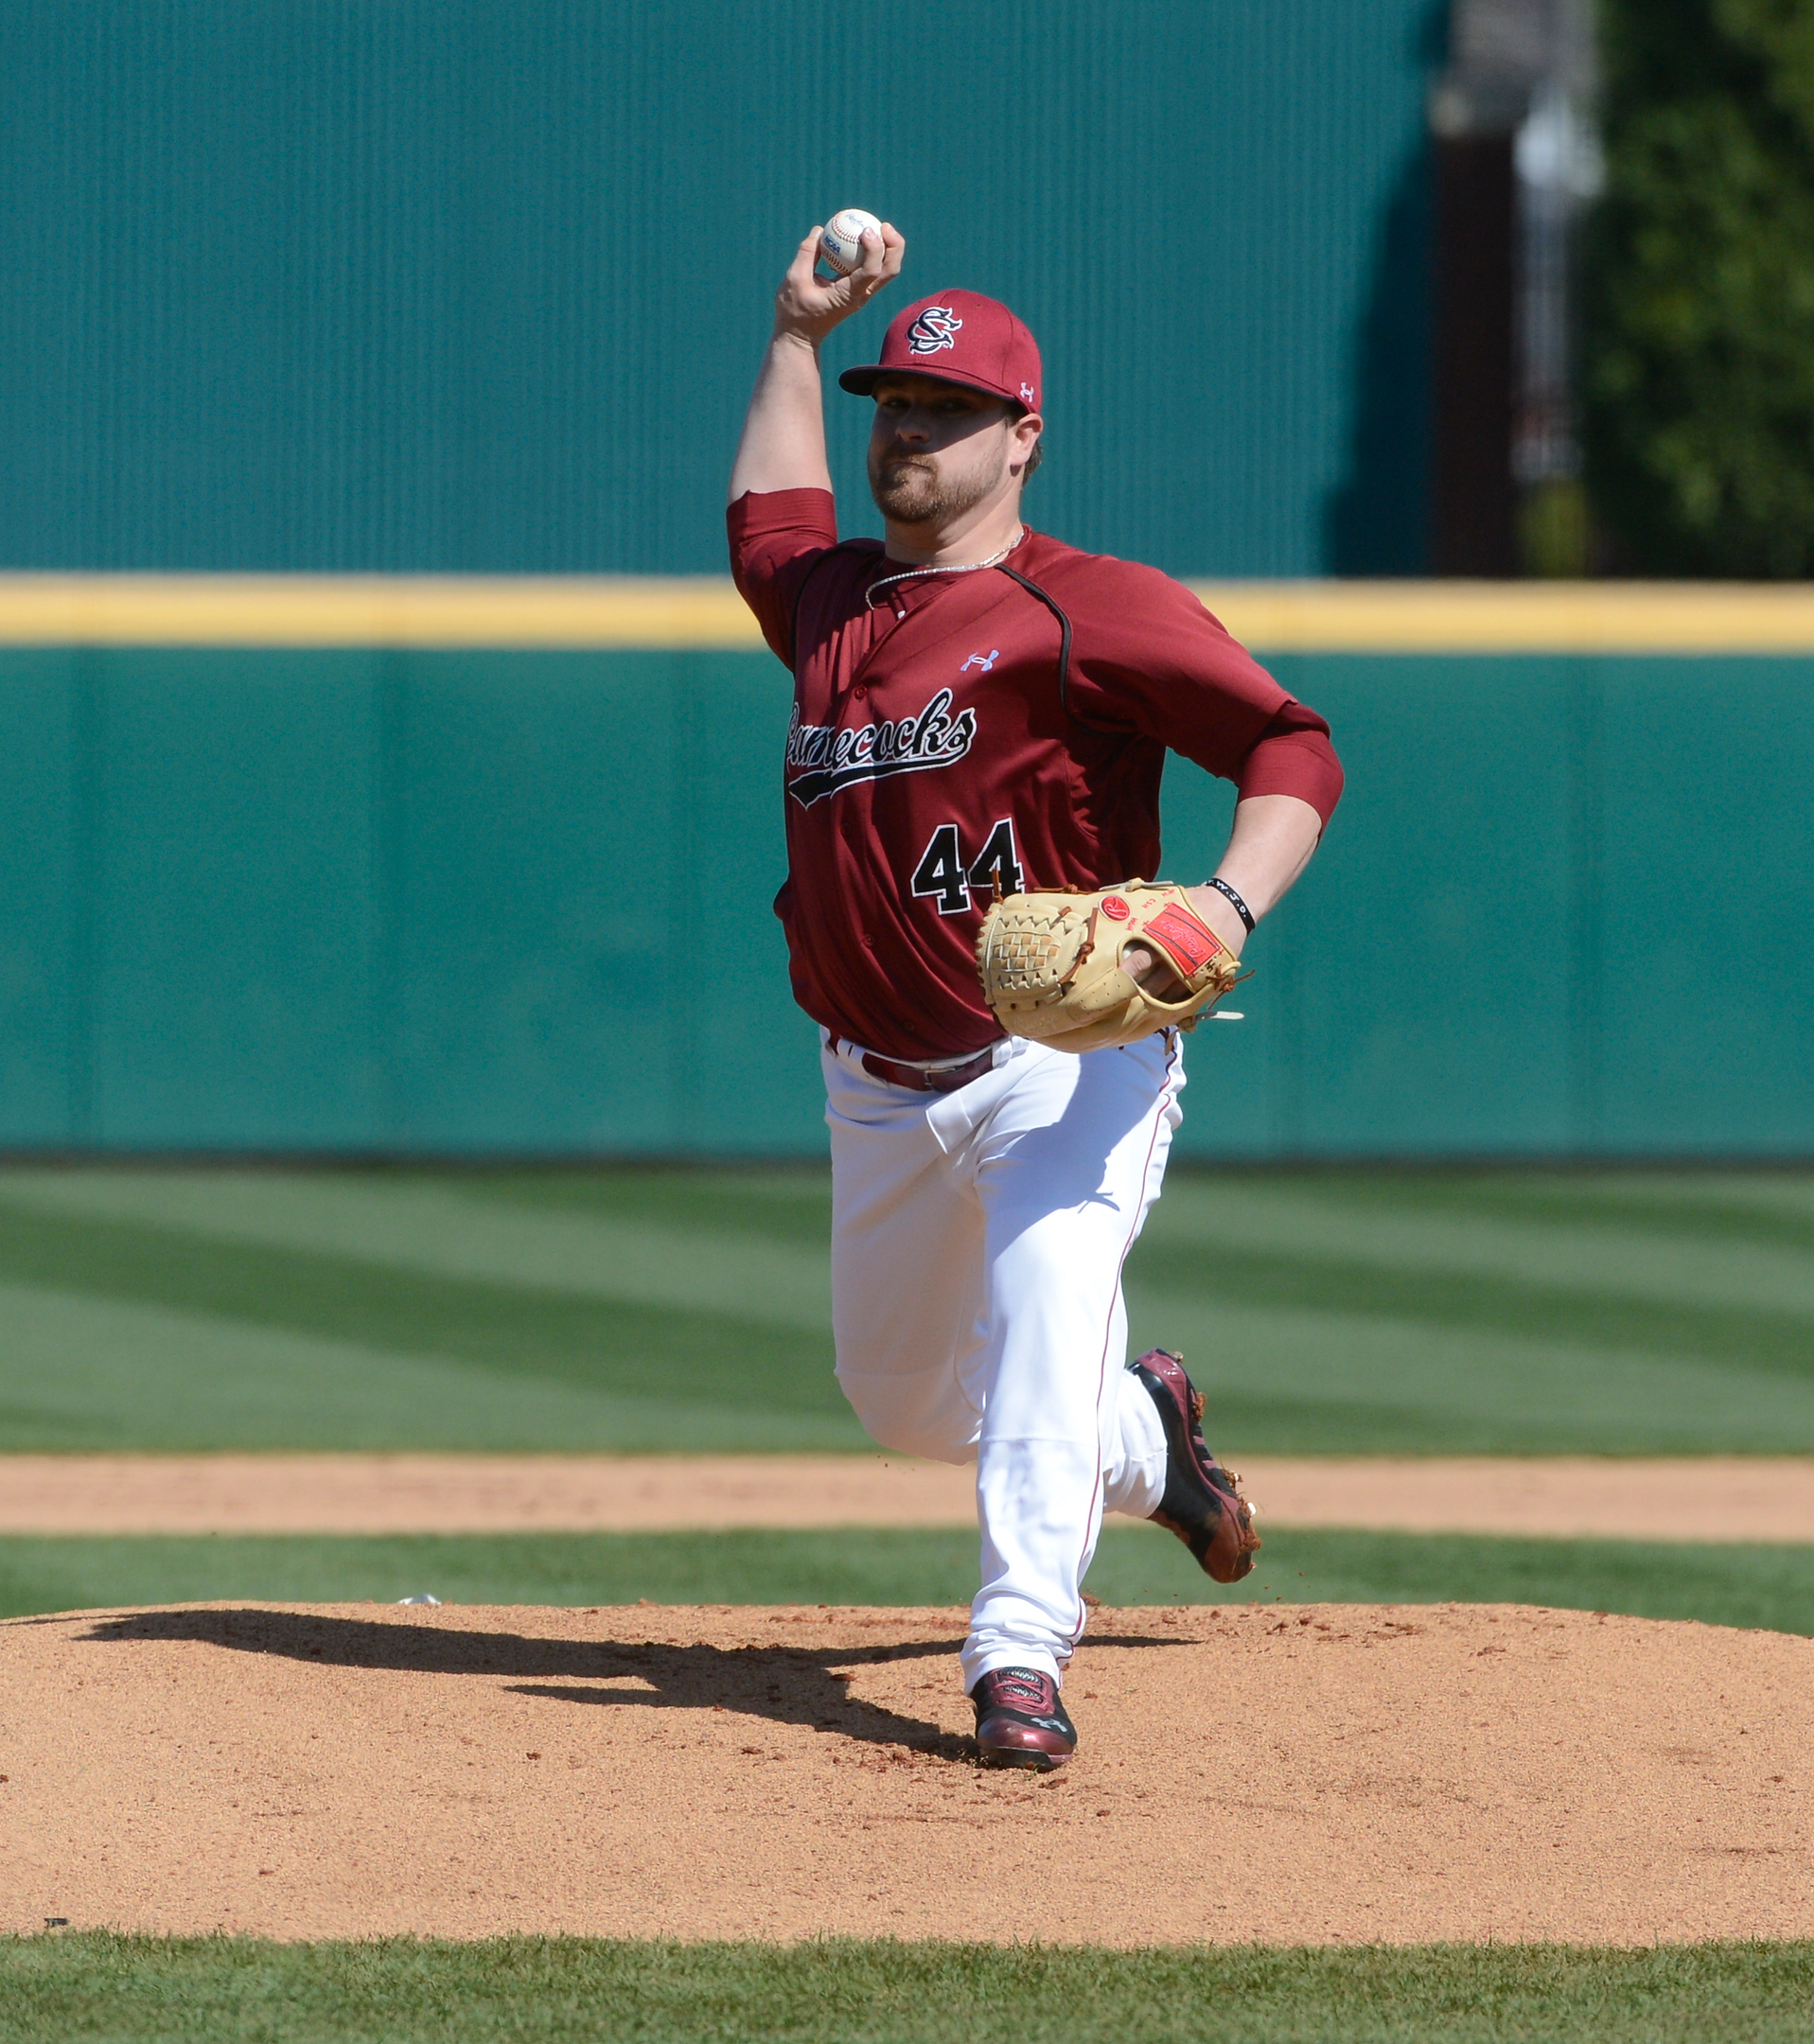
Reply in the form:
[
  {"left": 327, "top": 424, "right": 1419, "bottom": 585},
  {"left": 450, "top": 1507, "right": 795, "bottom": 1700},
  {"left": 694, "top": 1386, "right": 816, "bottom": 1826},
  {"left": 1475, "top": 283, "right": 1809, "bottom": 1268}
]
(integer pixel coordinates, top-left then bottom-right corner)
[
  {"left": 3, "top": 1600, "right": 1809, "bottom": 1945},
  {"left": 3, "top": 1454, "right": 1812, "bottom": 1540}
]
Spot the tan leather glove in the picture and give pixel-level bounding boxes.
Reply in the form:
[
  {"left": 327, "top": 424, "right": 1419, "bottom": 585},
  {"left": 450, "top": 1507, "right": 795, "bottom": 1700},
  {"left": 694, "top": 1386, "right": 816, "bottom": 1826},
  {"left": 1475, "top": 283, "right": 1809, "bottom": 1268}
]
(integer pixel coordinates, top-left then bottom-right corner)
[{"left": 976, "top": 880, "right": 1245, "bottom": 1053}]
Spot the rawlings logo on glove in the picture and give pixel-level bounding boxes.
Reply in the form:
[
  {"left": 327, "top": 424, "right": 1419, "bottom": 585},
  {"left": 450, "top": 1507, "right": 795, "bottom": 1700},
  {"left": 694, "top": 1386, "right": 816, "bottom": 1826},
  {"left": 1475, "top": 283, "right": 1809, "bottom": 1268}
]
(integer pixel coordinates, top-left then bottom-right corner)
[{"left": 975, "top": 880, "right": 1246, "bottom": 1054}]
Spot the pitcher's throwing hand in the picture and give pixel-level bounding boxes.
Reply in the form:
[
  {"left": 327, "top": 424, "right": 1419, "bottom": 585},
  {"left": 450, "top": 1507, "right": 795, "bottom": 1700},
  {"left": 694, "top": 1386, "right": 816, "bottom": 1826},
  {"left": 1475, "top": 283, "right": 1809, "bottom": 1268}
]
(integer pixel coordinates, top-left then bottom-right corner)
[{"left": 770, "top": 215, "right": 904, "bottom": 349}]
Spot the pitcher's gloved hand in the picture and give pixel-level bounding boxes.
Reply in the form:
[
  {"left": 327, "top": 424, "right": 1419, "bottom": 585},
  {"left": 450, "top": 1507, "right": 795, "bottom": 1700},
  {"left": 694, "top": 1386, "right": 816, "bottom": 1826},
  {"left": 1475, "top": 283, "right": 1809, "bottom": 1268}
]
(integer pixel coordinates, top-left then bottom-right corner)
[{"left": 976, "top": 880, "right": 1246, "bottom": 1053}]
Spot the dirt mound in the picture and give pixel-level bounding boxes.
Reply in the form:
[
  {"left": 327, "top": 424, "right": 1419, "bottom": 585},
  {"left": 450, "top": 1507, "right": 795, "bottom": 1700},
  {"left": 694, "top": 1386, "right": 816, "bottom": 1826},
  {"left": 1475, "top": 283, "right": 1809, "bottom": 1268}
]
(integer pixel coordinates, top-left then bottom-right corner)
[{"left": 3, "top": 1601, "right": 1809, "bottom": 1945}]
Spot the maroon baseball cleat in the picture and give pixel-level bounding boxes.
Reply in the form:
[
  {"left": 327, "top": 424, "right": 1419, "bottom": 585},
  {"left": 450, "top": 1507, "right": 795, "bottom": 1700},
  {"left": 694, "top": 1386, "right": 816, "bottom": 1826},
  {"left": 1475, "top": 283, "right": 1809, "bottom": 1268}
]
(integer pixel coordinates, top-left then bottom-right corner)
[
  {"left": 970, "top": 1666, "right": 1077, "bottom": 1771},
  {"left": 1128, "top": 1348, "right": 1260, "bottom": 1582}
]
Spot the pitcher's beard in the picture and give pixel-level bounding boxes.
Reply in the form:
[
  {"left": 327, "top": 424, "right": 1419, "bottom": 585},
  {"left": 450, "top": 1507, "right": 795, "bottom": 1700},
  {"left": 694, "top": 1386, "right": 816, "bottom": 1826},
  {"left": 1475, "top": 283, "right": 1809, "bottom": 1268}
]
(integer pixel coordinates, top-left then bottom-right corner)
[{"left": 869, "top": 449, "right": 1004, "bottom": 525}]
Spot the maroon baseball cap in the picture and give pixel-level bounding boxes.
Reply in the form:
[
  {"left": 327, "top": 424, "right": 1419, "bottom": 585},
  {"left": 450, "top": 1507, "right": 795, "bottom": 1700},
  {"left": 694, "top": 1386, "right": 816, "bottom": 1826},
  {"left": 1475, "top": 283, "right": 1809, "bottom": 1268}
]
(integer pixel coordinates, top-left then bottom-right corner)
[{"left": 839, "top": 290, "right": 1043, "bottom": 414}]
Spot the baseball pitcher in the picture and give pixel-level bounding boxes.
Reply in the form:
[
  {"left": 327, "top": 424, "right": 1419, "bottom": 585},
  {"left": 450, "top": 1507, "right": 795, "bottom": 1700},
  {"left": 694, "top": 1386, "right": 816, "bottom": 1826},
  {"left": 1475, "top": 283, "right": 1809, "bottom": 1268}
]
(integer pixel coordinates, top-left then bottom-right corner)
[{"left": 727, "top": 220, "right": 1344, "bottom": 1768}]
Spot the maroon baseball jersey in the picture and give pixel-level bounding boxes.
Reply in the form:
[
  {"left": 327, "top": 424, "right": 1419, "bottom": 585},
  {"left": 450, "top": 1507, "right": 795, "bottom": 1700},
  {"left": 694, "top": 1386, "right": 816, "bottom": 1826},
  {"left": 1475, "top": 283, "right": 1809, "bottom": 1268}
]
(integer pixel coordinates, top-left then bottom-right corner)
[{"left": 730, "top": 487, "right": 1343, "bottom": 1063}]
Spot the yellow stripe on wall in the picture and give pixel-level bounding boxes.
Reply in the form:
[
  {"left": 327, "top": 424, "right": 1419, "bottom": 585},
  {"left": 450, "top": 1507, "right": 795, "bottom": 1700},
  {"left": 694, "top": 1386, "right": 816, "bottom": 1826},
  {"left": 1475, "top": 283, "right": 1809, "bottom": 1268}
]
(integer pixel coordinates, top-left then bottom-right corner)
[
  {"left": 1192, "top": 580, "right": 1814, "bottom": 654},
  {"left": 0, "top": 575, "right": 765, "bottom": 650},
  {"left": 0, "top": 573, "right": 1813, "bottom": 653}
]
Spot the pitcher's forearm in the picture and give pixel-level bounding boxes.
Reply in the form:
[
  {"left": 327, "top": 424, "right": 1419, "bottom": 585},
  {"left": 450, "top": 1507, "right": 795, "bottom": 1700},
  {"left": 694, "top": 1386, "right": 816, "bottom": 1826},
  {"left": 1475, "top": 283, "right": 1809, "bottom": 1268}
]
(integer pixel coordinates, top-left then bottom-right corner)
[
  {"left": 729, "top": 330, "right": 833, "bottom": 502},
  {"left": 1208, "top": 794, "right": 1323, "bottom": 921},
  {"left": 1126, "top": 794, "right": 1325, "bottom": 987},
  {"left": 1178, "top": 792, "right": 1323, "bottom": 957}
]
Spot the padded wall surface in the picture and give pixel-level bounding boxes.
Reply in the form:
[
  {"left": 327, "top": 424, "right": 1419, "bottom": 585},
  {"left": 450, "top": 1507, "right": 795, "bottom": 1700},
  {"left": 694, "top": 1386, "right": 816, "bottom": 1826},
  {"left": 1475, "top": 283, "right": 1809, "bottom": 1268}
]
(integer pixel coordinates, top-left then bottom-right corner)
[
  {"left": 0, "top": 0, "right": 1434, "bottom": 577},
  {"left": 0, "top": 647, "right": 1805, "bottom": 1158}
]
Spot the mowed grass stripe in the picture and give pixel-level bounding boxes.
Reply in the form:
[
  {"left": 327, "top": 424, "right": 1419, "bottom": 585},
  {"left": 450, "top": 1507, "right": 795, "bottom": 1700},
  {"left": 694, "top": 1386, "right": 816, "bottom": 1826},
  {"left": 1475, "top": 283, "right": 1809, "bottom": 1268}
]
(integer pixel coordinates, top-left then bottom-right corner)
[
  {"left": 6, "top": 1934, "right": 1814, "bottom": 2044},
  {"left": 9, "top": 1198, "right": 1811, "bottom": 1454},
  {"left": 4, "top": 1164, "right": 1813, "bottom": 1454},
  {"left": 0, "top": 1189, "right": 856, "bottom": 1449},
  {"left": 0, "top": 1275, "right": 861, "bottom": 1454},
  {"left": 7, "top": 1525, "right": 1814, "bottom": 1636},
  {"left": 1123, "top": 1305, "right": 1814, "bottom": 1454},
  {"left": 440, "top": 1163, "right": 838, "bottom": 1244},
  {"left": 1145, "top": 1176, "right": 1814, "bottom": 1318},
  {"left": 1289, "top": 1167, "right": 1814, "bottom": 1254},
  {"left": 0, "top": 1170, "right": 832, "bottom": 1329},
  {"left": 1138, "top": 1252, "right": 1814, "bottom": 1383},
  {"left": 9, "top": 1180, "right": 1808, "bottom": 1442},
  {"left": 473, "top": 1157, "right": 1814, "bottom": 1260},
  {"left": 13, "top": 1164, "right": 1814, "bottom": 1322}
]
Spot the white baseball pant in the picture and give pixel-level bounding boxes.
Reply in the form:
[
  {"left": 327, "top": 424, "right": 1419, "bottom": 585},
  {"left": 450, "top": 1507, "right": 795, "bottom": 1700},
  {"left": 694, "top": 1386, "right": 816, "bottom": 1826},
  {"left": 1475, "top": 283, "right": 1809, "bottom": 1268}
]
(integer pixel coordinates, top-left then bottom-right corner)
[{"left": 822, "top": 1030, "right": 1183, "bottom": 1692}]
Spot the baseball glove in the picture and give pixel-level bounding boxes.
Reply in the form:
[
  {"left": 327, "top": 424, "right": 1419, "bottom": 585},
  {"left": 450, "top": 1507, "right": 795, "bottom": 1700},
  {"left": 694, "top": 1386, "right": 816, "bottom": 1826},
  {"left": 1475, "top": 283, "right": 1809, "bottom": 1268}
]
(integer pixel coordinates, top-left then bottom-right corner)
[{"left": 976, "top": 880, "right": 1245, "bottom": 1053}]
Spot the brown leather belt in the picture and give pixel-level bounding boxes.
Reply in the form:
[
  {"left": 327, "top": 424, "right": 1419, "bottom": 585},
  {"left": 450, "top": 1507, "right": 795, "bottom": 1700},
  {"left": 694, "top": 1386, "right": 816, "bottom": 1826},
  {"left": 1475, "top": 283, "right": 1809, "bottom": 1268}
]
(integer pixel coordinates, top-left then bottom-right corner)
[{"left": 860, "top": 1046, "right": 999, "bottom": 1093}]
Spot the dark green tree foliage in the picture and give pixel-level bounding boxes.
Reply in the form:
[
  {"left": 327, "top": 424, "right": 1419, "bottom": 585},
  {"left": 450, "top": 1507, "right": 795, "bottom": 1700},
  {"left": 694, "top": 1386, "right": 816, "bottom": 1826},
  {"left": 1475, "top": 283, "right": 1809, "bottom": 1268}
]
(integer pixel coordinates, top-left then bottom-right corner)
[{"left": 1584, "top": 0, "right": 1814, "bottom": 575}]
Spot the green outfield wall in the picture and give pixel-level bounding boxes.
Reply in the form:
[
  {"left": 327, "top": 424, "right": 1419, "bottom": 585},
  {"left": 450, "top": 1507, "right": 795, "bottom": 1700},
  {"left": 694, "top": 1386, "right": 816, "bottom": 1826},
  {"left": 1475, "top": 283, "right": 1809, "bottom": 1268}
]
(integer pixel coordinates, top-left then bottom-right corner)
[
  {"left": 0, "top": 0, "right": 1434, "bottom": 578},
  {"left": 0, "top": 580, "right": 1807, "bottom": 1160}
]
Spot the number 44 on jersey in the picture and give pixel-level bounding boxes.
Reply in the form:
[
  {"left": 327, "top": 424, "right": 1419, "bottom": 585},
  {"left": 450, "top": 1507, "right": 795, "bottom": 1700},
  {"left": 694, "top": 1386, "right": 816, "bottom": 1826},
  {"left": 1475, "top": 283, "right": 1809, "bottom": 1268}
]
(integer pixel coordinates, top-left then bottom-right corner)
[{"left": 910, "top": 818, "right": 1026, "bottom": 915}]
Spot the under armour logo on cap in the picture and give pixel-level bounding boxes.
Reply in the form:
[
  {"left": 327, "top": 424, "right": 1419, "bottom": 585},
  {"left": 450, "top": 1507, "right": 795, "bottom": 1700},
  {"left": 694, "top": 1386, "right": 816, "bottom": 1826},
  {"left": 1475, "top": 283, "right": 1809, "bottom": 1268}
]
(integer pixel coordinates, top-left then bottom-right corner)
[{"left": 907, "top": 306, "right": 962, "bottom": 355}]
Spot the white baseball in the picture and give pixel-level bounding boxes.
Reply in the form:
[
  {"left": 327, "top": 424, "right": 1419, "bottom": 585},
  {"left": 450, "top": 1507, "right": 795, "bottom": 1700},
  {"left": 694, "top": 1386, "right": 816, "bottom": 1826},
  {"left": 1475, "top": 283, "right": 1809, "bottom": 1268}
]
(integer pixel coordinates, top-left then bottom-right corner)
[{"left": 819, "top": 207, "right": 882, "bottom": 277}]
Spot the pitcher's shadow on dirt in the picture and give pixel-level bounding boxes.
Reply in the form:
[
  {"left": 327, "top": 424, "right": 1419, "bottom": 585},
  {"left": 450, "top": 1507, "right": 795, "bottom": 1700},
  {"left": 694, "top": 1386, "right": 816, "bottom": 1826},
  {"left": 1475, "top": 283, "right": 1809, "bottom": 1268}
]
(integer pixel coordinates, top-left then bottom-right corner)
[{"left": 79, "top": 1609, "right": 1183, "bottom": 1764}]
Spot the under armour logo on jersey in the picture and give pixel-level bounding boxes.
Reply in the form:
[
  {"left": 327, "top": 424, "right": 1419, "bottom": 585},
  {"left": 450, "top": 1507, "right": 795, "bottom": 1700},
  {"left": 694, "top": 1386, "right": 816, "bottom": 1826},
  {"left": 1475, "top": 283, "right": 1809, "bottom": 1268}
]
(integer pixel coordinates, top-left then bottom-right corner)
[
  {"left": 960, "top": 649, "right": 999, "bottom": 674},
  {"left": 907, "top": 306, "right": 962, "bottom": 355}
]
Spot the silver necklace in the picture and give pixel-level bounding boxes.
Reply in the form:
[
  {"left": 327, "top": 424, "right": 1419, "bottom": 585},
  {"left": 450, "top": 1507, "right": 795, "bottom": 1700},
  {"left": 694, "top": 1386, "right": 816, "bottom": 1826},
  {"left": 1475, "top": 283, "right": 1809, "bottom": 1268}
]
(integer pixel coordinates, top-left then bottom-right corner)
[{"left": 865, "top": 527, "right": 1025, "bottom": 609}]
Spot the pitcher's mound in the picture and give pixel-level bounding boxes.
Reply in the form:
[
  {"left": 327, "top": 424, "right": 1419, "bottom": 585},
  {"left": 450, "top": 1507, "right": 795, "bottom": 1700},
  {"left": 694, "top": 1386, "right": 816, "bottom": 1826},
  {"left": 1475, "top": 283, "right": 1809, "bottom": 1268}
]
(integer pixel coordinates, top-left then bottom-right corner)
[{"left": 4, "top": 1601, "right": 1809, "bottom": 1945}]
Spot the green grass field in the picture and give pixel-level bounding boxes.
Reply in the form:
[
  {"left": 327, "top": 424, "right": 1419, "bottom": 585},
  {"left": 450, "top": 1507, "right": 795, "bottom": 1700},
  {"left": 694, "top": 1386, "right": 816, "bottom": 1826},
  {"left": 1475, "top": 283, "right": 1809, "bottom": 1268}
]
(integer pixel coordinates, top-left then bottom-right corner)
[
  {"left": 8, "top": 1524, "right": 1814, "bottom": 1634},
  {"left": 4, "top": 1933, "right": 1813, "bottom": 2044},
  {"left": 5, "top": 1165, "right": 1812, "bottom": 2037},
  {"left": 2, "top": 1162, "right": 1811, "bottom": 1454}
]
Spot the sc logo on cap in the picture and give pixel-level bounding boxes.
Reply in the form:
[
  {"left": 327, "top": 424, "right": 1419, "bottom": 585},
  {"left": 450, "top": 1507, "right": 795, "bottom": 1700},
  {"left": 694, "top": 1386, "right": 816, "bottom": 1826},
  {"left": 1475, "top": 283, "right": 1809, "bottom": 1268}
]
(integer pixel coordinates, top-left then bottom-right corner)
[{"left": 907, "top": 307, "right": 963, "bottom": 356}]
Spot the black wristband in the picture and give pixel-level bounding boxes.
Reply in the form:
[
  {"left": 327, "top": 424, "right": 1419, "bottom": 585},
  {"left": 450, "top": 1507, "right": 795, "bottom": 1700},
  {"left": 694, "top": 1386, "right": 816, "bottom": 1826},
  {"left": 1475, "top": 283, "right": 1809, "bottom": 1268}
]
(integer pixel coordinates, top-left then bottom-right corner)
[{"left": 1206, "top": 876, "right": 1256, "bottom": 934}]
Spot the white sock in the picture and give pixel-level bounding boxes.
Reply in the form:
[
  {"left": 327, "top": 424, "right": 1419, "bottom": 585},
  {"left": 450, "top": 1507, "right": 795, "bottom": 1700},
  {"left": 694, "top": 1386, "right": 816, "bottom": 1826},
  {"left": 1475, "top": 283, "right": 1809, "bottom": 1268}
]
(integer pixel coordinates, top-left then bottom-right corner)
[{"left": 1101, "top": 1365, "right": 1168, "bottom": 1519}]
